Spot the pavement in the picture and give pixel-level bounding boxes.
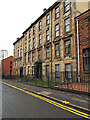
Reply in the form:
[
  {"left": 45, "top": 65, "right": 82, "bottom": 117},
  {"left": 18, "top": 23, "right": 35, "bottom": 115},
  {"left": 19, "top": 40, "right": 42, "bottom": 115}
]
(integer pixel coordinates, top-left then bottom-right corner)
[{"left": 2, "top": 79, "right": 90, "bottom": 113}]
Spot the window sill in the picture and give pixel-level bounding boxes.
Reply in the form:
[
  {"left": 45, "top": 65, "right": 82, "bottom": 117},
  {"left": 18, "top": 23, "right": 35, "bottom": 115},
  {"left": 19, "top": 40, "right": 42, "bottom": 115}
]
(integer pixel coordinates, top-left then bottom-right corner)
[
  {"left": 55, "top": 17, "right": 59, "bottom": 21},
  {"left": 46, "top": 23, "right": 50, "bottom": 26},
  {"left": 44, "top": 41, "right": 51, "bottom": 47},
  {"left": 37, "top": 45, "right": 42, "bottom": 49},
  {"left": 45, "top": 58, "right": 50, "bottom": 60},
  {"left": 83, "top": 71, "right": 90, "bottom": 74},
  {"left": 32, "top": 60, "right": 35, "bottom": 62},
  {"left": 32, "top": 47, "right": 36, "bottom": 50},
  {"left": 53, "top": 37, "right": 61, "bottom": 43},
  {"left": 54, "top": 56, "right": 60, "bottom": 59},
  {"left": 63, "top": 10, "right": 70, "bottom": 15},
  {"left": 55, "top": 77, "right": 60, "bottom": 79},
  {"left": 65, "top": 31, "right": 71, "bottom": 34},
  {"left": 62, "top": 33, "right": 73, "bottom": 39},
  {"left": 64, "top": 54, "right": 72, "bottom": 57},
  {"left": 39, "top": 29, "right": 42, "bottom": 32}
]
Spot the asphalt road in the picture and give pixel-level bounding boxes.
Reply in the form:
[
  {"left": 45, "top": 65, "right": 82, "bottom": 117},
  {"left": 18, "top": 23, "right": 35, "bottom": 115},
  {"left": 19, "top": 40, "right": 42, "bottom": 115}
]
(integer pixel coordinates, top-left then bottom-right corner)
[{"left": 1, "top": 81, "right": 88, "bottom": 119}]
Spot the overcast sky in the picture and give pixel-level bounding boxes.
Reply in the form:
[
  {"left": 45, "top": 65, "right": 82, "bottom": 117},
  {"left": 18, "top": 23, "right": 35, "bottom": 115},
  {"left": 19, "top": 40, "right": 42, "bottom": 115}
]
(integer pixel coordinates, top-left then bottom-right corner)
[
  {"left": 0, "top": 0, "right": 56, "bottom": 57},
  {"left": 0, "top": 0, "right": 89, "bottom": 57}
]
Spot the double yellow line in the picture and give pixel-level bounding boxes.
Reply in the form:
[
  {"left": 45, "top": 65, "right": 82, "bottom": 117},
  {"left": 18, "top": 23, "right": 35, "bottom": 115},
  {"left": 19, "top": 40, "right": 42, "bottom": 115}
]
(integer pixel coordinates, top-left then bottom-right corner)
[{"left": 1, "top": 81, "right": 90, "bottom": 119}]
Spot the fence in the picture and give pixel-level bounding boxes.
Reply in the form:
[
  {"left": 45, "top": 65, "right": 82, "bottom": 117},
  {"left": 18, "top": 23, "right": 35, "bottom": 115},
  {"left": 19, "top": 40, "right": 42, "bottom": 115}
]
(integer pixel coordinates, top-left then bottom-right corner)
[{"left": 3, "top": 72, "right": 90, "bottom": 93}]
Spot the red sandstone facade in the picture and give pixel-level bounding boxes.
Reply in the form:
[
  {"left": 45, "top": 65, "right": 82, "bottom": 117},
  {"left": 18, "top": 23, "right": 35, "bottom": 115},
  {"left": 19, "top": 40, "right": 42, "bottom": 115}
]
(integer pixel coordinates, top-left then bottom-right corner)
[
  {"left": 1, "top": 56, "right": 13, "bottom": 76},
  {"left": 75, "top": 9, "right": 90, "bottom": 78}
]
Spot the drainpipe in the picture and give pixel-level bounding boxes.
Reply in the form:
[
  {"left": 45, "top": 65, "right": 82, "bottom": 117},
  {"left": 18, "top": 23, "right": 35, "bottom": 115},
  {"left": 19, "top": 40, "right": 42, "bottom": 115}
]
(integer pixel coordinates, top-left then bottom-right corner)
[
  {"left": 51, "top": 9, "right": 53, "bottom": 82},
  {"left": 76, "top": 18, "right": 80, "bottom": 82}
]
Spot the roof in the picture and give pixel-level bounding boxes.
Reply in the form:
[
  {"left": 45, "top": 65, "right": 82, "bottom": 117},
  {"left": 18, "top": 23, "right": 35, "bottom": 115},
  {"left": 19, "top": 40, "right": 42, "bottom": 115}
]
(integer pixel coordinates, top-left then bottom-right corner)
[
  {"left": 13, "top": 1, "right": 61, "bottom": 45},
  {"left": 75, "top": 9, "right": 90, "bottom": 19},
  {"left": 1, "top": 56, "right": 13, "bottom": 61},
  {"left": 13, "top": 35, "right": 24, "bottom": 45},
  {"left": 22, "top": 1, "right": 60, "bottom": 34}
]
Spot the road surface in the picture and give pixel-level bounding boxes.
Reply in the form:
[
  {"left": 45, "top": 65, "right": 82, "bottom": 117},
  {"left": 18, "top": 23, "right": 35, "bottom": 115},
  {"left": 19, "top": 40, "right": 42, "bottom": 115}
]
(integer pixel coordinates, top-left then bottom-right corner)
[{"left": 1, "top": 80, "right": 89, "bottom": 119}]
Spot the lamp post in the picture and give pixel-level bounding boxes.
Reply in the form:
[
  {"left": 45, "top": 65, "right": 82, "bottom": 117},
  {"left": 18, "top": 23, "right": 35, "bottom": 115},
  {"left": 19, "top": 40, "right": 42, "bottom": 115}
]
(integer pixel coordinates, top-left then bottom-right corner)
[{"left": 2, "top": 54, "right": 4, "bottom": 79}]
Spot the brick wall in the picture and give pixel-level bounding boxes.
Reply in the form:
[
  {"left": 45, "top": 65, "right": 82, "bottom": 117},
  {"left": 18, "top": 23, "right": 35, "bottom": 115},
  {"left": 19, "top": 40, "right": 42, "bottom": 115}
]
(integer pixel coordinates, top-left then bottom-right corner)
[
  {"left": 75, "top": 10, "right": 90, "bottom": 77},
  {"left": 1, "top": 56, "right": 13, "bottom": 76}
]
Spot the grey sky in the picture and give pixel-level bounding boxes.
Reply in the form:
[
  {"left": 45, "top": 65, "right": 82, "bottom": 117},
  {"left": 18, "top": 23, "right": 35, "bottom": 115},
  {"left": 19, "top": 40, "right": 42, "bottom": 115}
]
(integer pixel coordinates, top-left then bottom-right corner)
[
  {"left": 0, "top": 0, "right": 89, "bottom": 57},
  {"left": 0, "top": 0, "right": 56, "bottom": 56}
]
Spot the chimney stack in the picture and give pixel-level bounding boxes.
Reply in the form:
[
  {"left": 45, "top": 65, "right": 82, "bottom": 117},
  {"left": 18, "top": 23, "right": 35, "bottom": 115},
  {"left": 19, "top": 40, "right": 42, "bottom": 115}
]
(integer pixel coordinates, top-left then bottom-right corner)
[
  {"left": 16, "top": 38, "right": 19, "bottom": 41},
  {"left": 43, "top": 8, "right": 47, "bottom": 12}
]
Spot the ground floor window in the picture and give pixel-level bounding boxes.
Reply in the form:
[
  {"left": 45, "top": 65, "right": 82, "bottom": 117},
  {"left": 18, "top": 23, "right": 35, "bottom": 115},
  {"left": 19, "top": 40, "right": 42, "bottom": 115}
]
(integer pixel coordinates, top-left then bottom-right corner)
[
  {"left": 32, "top": 66, "right": 35, "bottom": 76},
  {"left": 24, "top": 67, "right": 26, "bottom": 75},
  {"left": 17, "top": 70, "right": 18, "bottom": 76},
  {"left": 83, "top": 48, "right": 90, "bottom": 71},
  {"left": 55, "top": 64, "right": 60, "bottom": 78},
  {"left": 46, "top": 65, "right": 49, "bottom": 78},
  {"left": 28, "top": 66, "right": 30, "bottom": 75},
  {"left": 65, "top": 63, "right": 71, "bottom": 79}
]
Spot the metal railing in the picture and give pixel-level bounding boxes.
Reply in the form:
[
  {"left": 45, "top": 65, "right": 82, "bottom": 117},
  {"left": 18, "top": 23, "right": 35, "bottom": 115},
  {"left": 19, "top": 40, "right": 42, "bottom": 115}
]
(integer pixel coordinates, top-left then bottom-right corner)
[{"left": 3, "top": 72, "right": 90, "bottom": 93}]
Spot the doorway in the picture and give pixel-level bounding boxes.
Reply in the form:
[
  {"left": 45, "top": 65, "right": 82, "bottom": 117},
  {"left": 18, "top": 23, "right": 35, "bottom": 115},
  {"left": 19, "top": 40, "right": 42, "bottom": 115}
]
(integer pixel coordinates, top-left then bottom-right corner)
[
  {"left": 20, "top": 67, "right": 23, "bottom": 78},
  {"left": 35, "top": 62, "right": 42, "bottom": 79}
]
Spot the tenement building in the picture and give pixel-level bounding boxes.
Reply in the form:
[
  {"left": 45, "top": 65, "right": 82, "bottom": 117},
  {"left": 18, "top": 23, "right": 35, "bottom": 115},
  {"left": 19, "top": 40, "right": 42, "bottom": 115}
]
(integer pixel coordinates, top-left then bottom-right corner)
[{"left": 13, "top": 1, "right": 89, "bottom": 80}]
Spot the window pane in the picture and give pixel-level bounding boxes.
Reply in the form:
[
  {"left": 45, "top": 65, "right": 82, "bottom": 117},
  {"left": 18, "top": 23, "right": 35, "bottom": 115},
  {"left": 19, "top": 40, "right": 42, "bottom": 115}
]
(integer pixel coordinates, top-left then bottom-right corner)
[
  {"left": 46, "top": 65, "right": 49, "bottom": 77},
  {"left": 47, "top": 36, "right": 49, "bottom": 41},
  {"left": 65, "top": 40, "right": 71, "bottom": 55},
  {"left": 55, "top": 7, "right": 59, "bottom": 19},
  {"left": 65, "top": 0, "right": 69, "bottom": 6},
  {"left": 66, "top": 25, "right": 70, "bottom": 32},
  {"left": 33, "top": 38, "right": 35, "bottom": 47},
  {"left": 65, "top": 64, "right": 71, "bottom": 79},
  {"left": 39, "top": 34, "right": 41, "bottom": 39},
  {"left": 56, "top": 7, "right": 59, "bottom": 13},
  {"left": 46, "top": 15, "right": 49, "bottom": 25},
  {"left": 65, "top": 5, "right": 69, "bottom": 12},
  {"left": 32, "top": 52, "right": 35, "bottom": 61},
  {"left": 56, "top": 13, "right": 59, "bottom": 18},
  {"left": 46, "top": 47, "right": 49, "bottom": 58},
  {"left": 55, "top": 24, "right": 59, "bottom": 37},
  {"left": 32, "top": 66, "right": 35, "bottom": 75},
  {"left": 47, "top": 30, "right": 49, "bottom": 35},
  {"left": 56, "top": 31, "right": 59, "bottom": 37},
  {"left": 47, "top": 15, "right": 49, "bottom": 19},
  {"left": 28, "top": 66, "right": 30, "bottom": 75},
  {"left": 55, "top": 64, "right": 60, "bottom": 78},
  {"left": 65, "top": 18, "right": 70, "bottom": 26},
  {"left": 55, "top": 44, "right": 59, "bottom": 57},
  {"left": 38, "top": 50, "right": 41, "bottom": 60},
  {"left": 83, "top": 48, "right": 90, "bottom": 71},
  {"left": 56, "top": 24, "right": 59, "bottom": 30}
]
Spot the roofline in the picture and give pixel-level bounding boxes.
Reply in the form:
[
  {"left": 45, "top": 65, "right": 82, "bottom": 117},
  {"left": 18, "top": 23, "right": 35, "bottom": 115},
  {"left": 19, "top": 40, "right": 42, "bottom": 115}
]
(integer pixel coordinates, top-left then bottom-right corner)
[
  {"left": 22, "top": 1, "right": 61, "bottom": 34},
  {"left": 1, "top": 56, "right": 13, "bottom": 61},
  {"left": 75, "top": 9, "right": 90, "bottom": 19},
  {"left": 13, "top": 1, "right": 62, "bottom": 45},
  {"left": 13, "top": 35, "right": 24, "bottom": 45}
]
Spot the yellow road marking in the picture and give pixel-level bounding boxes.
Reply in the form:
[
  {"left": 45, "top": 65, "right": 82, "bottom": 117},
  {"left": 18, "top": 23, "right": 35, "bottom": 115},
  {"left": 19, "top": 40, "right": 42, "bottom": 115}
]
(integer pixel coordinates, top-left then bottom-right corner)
[
  {"left": 23, "top": 88, "right": 27, "bottom": 89},
  {"left": 37, "top": 92, "right": 41, "bottom": 94},
  {"left": 1, "top": 81, "right": 90, "bottom": 119},
  {"left": 62, "top": 101, "right": 70, "bottom": 104}
]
